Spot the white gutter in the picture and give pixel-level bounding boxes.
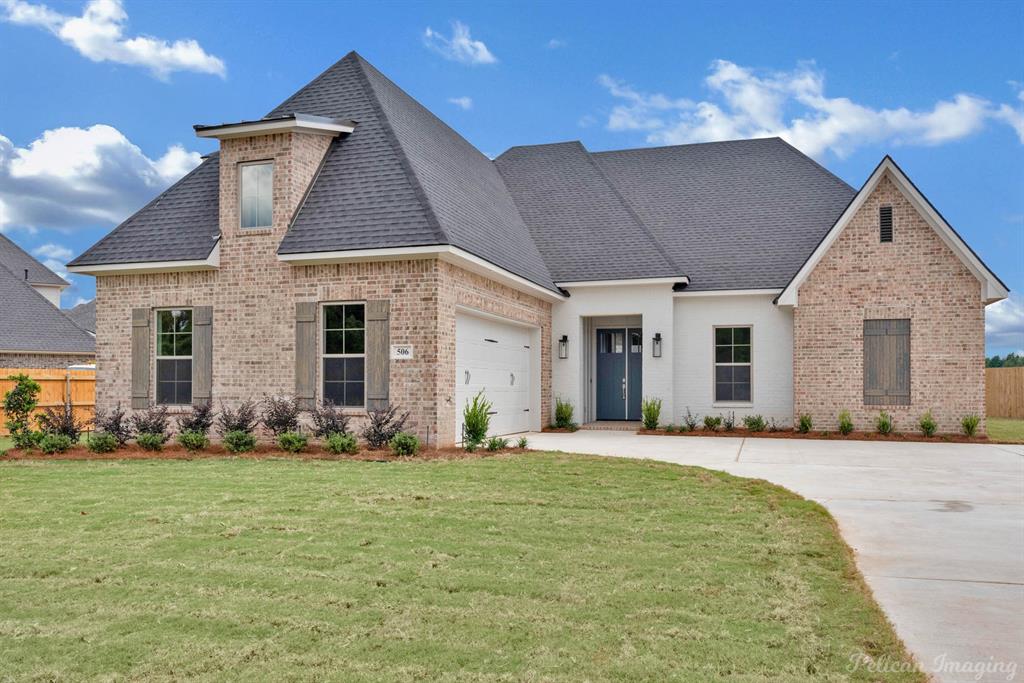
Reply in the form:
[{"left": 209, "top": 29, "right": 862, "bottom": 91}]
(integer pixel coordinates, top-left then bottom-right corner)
[
  {"left": 194, "top": 114, "right": 355, "bottom": 140},
  {"left": 673, "top": 288, "right": 782, "bottom": 297},
  {"left": 68, "top": 242, "right": 220, "bottom": 276},
  {"left": 279, "top": 244, "right": 566, "bottom": 303},
  {"left": 557, "top": 276, "right": 689, "bottom": 288}
]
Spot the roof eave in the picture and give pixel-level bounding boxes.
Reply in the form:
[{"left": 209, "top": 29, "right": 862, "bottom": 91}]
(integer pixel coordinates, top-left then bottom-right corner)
[
  {"left": 67, "top": 242, "right": 220, "bottom": 276},
  {"left": 194, "top": 113, "right": 356, "bottom": 140}
]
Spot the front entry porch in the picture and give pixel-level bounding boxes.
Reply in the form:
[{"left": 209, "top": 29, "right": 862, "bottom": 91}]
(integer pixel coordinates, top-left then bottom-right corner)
[{"left": 580, "top": 315, "right": 644, "bottom": 424}]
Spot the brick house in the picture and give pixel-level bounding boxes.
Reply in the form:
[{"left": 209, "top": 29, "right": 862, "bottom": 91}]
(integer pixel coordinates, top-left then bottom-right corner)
[{"left": 68, "top": 52, "right": 1007, "bottom": 442}]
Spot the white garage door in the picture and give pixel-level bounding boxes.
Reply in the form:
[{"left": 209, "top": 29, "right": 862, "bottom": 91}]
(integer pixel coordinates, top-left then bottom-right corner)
[{"left": 456, "top": 312, "right": 533, "bottom": 440}]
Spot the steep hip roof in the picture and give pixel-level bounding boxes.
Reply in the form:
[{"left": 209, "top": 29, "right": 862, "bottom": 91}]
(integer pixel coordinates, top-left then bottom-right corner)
[
  {"left": 271, "top": 52, "right": 558, "bottom": 293},
  {"left": 0, "top": 264, "right": 95, "bottom": 355},
  {"left": 0, "top": 233, "right": 67, "bottom": 287}
]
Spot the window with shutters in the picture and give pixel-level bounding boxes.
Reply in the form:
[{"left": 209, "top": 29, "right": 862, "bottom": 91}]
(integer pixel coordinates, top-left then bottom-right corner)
[
  {"left": 155, "top": 308, "right": 192, "bottom": 405},
  {"left": 879, "top": 205, "right": 893, "bottom": 243},
  {"left": 863, "top": 319, "right": 910, "bottom": 405},
  {"left": 322, "top": 303, "right": 365, "bottom": 408},
  {"left": 714, "top": 326, "right": 752, "bottom": 403}
]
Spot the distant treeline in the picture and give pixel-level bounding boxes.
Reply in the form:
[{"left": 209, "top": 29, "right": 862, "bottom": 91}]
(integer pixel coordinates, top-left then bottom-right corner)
[{"left": 986, "top": 352, "right": 1024, "bottom": 368}]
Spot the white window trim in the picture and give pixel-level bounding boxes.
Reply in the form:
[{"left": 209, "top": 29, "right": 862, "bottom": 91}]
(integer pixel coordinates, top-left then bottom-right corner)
[
  {"left": 320, "top": 301, "right": 367, "bottom": 410},
  {"left": 154, "top": 307, "right": 193, "bottom": 406},
  {"left": 712, "top": 325, "right": 753, "bottom": 407},
  {"left": 239, "top": 160, "right": 274, "bottom": 230}
]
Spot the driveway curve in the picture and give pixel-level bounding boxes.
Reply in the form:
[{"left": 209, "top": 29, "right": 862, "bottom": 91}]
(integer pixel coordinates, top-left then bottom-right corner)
[{"left": 526, "top": 431, "right": 1024, "bottom": 683}]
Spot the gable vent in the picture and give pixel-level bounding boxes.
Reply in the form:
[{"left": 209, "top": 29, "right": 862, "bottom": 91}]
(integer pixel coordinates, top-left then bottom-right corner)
[{"left": 879, "top": 206, "right": 893, "bottom": 243}]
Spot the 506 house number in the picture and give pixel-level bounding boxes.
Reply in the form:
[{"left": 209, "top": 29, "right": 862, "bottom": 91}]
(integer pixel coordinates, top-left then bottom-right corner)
[{"left": 390, "top": 344, "right": 414, "bottom": 360}]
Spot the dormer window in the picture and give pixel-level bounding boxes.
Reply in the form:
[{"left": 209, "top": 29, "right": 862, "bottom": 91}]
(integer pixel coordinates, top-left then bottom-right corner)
[{"left": 240, "top": 161, "right": 273, "bottom": 229}]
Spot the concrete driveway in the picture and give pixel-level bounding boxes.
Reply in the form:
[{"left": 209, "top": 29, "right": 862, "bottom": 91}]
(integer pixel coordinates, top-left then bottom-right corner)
[{"left": 526, "top": 430, "right": 1024, "bottom": 683}]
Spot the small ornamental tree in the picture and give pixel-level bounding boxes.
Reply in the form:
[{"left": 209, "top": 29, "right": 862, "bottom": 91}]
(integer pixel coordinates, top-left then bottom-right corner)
[{"left": 3, "top": 374, "right": 41, "bottom": 449}]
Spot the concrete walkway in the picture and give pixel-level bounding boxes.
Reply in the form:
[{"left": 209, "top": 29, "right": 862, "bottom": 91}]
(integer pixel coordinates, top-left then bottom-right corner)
[{"left": 526, "top": 430, "right": 1024, "bottom": 683}]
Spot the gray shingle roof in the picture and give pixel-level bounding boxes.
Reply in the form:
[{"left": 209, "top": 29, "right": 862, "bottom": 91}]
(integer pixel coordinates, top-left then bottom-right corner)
[
  {"left": 0, "top": 264, "right": 95, "bottom": 354},
  {"left": 66, "top": 299, "right": 96, "bottom": 333},
  {"left": 274, "top": 53, "right": 557, "bottom": 292},
  {"left": 69, "top": 154, "right": 220, "bottom": 266},
  {"left": 0, "top": 233, "right": 67, "bottom": 287},
  {"left": 495, "top": 142, "right": 681, "bottom": 282},
  {"left": 590, "top": 138, "right": 856, "bottom": 290}
]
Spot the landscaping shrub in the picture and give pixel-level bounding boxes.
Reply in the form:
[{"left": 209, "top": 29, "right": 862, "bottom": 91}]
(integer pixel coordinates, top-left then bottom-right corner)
[
  {"left": 390, "top": 431, "right": 420, "bottom": 456},
  {"left": 961, "top": 414, "right": 980, "bottom": 437},
  {"left": 918, "top": 411, "right": 937, "bottom": 437},
  {"left": 875, "top": 411, "right": 893, "bottom": 435},
  {"left": 223, "top": 430, "right": 257, "bottom": 453},
  {"left": 262, "top": 395, "right": 301, "bottom": 436},
  {"left": 742, "top": 414, "right": 766, "bottom": 432},
  {"left": 217, "top": 400, "right": 260, "bottom": 436},
  {"left": 681, "top": 408, "right": 699, "bottom": 432},
  {"left": 516, "top": 436, "right": 529, "bottom": 449},
  {"left": 722, "top": 411, "right": 736, "bottom": 432},
  {"left": 703, "top": 415, "right": 722, "bottom": 432},
  {"left": 554, "top": 397, "right": 576, "bottom": 430},
  {"left": 136, "top": 432, "right": 167, "bottom": 451},
  {"left": 485, "top": 436, "right": 509, "bottom": 451},
  {"left": 86, "top": 432, "right": 118, "bottom": 454},
  {"left": 36, "top": 402, "right": 86, "bottom": 442},
  {"left": 94, "top": 404, "right": 134, "bottom": 445},
  {"left": 3, "top": 374, "right": 41, "bottom": 449},
  {"left": 797, "top": 414, "right": 813, "bottom": 434},
  {"left": 177, "top": 402, "right": 215, "bottom": 435},
  {"left": 310, "top": 402, "right": 350, "bottom": 438},
  {"left": 131, "top": 406, "right": 170, "bottom": 443},
  {"left": 277, "top": 431, "right": 308, "bottom": 453},
  {"left": 362, "top": 405, "right": 410, "bottom": 449},
  {"left": 665, "top": 424, "right": 677, "bottom": 433},
  {"left": 177, "top": 429, "right": 209, "bottom": 453},
  {"left": 39, "top": 433, "right": 74, "bottom": 455},
  {"left": 640, "top": 397, "right": 661, "bottom": 430},
  {"left": 838, "top": 410, "right": 854, "bottom": 435},
  {"left": 325, "top": 432, "right": 358, "bottom": 455},
  {"left": 462, "top": 391, "right": 491, "bottom": 448},
  {"left": 768, "top": 418, "right": 781, "bottom": 432}
]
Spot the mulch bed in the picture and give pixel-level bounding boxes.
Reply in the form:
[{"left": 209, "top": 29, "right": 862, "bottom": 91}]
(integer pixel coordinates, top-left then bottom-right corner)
[
  {"left": 637, "top": 428, "right": 1006, "bottom": 444},
  {"left": 2, "top": 442, "right": 529, "bottom": 462},
  {"left": 541, "top": 426, "right": 579, "bottom": 434}
]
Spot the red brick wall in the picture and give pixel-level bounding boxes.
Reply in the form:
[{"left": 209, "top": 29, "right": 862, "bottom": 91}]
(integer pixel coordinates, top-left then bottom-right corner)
[{"left": 793, "top": 173, "right": 986, "bottom": 434}]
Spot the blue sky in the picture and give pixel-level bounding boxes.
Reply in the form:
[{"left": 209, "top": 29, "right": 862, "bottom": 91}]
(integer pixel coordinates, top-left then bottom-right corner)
[{"left": 1, "top": 0, "right": 1022, "bottom": 353}]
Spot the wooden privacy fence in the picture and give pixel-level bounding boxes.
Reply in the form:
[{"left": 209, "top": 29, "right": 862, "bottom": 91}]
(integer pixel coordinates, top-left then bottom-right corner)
[
  {"left": 986, "top": 367, "right": 1024, "bottom": 419},
  {"left": 0, "top": 367, "right": 96, "bottom": 435}
]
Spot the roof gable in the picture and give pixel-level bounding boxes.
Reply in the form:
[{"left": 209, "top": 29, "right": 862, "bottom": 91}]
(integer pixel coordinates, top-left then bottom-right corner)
[
  {"left": 0, "top": 234, "right": 67, "bottom": 287},
  {"left": 776, "top": 156, "right": 1009, "bottom": 306}
]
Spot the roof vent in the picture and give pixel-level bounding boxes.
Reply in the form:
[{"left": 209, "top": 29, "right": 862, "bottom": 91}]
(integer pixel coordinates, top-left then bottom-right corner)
[
  {"left": 24, "top": 268, "right": 28, "bottom": 280},
  {"left": 879, "top": 206, "right": 893, "bottom": 243}
]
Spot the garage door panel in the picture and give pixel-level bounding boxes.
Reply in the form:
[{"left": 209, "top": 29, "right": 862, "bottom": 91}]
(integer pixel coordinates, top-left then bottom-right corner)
[{"left": 456, "top": 312, "right": 534, "bottom": 440}]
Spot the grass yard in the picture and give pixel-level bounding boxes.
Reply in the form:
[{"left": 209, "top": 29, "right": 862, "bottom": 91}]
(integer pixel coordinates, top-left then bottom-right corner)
[
  {"left": 987, "top": 417, "right": 1024, "bottom": 443},
  {"left": 0, "top": 453, "right": 920, "bottom": 681}
]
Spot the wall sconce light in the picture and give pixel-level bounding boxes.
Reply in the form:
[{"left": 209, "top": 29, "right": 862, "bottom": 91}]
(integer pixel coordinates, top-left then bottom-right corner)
[
  {"left": 558, "top": 334, "right": 569, "bottom": 359},
  {"left": 652, "top": 333, "right": 662, "bottom": 358}
]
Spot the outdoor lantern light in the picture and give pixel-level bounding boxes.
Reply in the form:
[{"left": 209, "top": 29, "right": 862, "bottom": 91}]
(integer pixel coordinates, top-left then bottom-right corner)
[
  {"left": 652, "top": 333, "right": 662, "bottom": 358},
  {"left": 558, "top": 334, "right": 569, "bottom": 359}
]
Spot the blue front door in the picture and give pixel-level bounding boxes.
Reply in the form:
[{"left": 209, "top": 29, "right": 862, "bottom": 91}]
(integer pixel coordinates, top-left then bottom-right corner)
[{"left": 596, "top": 328, "right": 643, "bottom": 420}]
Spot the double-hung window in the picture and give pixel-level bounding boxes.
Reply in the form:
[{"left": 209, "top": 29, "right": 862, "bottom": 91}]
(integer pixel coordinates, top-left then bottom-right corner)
[
  {"left": 322, "top": 303, "right": 365, "bottom": 408},
  {"left": 156, "top": 309, "right": 192, "bottom": 405},
  {"left": 240, "top": 162, "right": 273, "bottom": 229},
  {"left": 714, "top": 326, "right": 751, "bottom": 403}
]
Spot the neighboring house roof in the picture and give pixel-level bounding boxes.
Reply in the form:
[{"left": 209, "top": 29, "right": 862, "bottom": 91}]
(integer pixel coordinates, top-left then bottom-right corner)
[
  {"left": 777, "top": 156, "right": 1009, "bottom": 306},
  {"left": 0, "top": 233, "right": 68, "bottom": 287},
  {"left": 272, "top": 52, "right": 558, "bottom": 293},
  {"left": 68, "top": 155, "right": 221, "bottom": 267},
  {"left": 66, "top": 299, "right": 96, "bottom": 334},
  {"left": 0, "top": 264, "right": 95, "bottom": 354}
]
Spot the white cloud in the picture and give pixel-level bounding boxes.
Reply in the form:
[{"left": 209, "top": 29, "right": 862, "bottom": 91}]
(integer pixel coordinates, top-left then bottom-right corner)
[
  {"left": 986, "top": 292, "right": 1024, "bottom": 352},
  {"left": 32, "top": 242, "right": 73, "bottom": 261},
  {"left": 448, "top": 96, "right": 473, "bottom": 110},
  {"left": 0, "top": 124, "right": 201, "bottom": 232},
  {"left": 1, "top": 0, "right": 225, "bottom": 79},
  {"left": 423, "top": 21, "right": 496, "bottom": 65},
  {"left": 598, "top": 60, "right": 1023, "bottom": 158},
  {"left": 547, "top": 38, "right": 565, "bottom": 49}
]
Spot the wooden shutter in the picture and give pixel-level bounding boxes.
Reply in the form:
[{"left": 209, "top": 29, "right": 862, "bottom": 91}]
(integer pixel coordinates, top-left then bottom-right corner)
[
  {"left": 131, "top": 308, "right": 151, "bottom": 410},
  {"left": 365, "top": 299, "right": 390, "bottom": 411},
  {"left": 192, "top": 306, "right": 213, "bottom": 406},
  {"left": 864, "top": 319, "right": 910, "bottom": 405},
  {"left": 295, "top": 302, "right": 317, "bottom": 410}
]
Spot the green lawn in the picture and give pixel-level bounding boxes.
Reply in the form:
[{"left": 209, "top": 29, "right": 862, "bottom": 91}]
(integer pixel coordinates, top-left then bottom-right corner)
[
  {"left": 0, "top": 454, "right": 919, "bottom": 681},
  {"left": 987, "top": 417, "right": 1024, "bottom": 443}
]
